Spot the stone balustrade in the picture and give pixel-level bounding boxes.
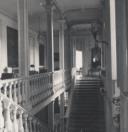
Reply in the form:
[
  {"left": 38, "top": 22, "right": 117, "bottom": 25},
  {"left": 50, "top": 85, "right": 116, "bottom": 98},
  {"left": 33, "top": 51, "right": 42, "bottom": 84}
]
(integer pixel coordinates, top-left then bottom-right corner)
[
  {"left": 0, "top": 69, "right": 75, "bottom": 108},
  {"left": 29, "top": 69, "right": 75, "bottom": 107},
  {"left": 0, "top": 92, "right": 49, "bottom": 132},
  {"left": 0, "top": 69, "right": 75, "bottom": 132},
  {"left": 0, "top": 78, "right": 27, "bottom": 106},
  {"left": 29, "top": 72, "right": 53, "bottom": 107}
]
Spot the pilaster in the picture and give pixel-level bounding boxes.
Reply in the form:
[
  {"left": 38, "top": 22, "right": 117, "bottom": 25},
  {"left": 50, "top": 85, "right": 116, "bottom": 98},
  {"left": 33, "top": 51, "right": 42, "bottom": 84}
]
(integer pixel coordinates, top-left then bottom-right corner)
[{"left": 59, "top": 20, "right": 65, "bottom": 70}]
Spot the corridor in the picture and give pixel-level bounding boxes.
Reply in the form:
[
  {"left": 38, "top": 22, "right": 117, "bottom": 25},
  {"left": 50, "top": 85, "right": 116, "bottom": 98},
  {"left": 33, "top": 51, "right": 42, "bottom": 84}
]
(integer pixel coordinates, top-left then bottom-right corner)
[{"left": 0, "top": 0, "right": 127, "bottom": 132}]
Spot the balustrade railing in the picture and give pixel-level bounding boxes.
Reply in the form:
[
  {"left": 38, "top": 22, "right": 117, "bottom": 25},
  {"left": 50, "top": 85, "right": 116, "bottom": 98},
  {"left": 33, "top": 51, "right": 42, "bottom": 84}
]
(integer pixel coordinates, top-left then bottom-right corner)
[
  {"left": 0, "top": 78, "right": 27, "bottom": 106},
  {"left": 0, "top": 69, "right": 74, "bottom": 131},
  {"left": 29, "top": 72, "right": 53, "bottom": 107},
  {"left": 0, "top": 85, "right": 49, "bottom": 132}
]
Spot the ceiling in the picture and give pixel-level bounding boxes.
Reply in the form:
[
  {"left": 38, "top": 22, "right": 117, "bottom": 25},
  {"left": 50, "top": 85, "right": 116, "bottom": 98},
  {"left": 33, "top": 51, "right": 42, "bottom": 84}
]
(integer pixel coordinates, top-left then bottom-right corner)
[
  {"left": 56, "top": 0, "right": 101, "bottom": 12},
  {"left": 0, "top": 0, "right": 102, "bottom": 31}
]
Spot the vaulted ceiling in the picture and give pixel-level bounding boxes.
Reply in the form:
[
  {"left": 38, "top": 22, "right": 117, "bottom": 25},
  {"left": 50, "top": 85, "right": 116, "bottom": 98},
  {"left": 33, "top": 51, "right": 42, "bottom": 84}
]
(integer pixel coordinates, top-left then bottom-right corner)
[{"left": 0, "top": 0, "right": 102, "bottom": 31}]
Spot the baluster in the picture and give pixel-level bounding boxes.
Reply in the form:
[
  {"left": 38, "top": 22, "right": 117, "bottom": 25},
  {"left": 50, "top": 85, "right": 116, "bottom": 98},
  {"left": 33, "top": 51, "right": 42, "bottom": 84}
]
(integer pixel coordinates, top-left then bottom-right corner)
[
  {"left": 3, "top": 99, "right": 12, "bottom": 132},
  {"left": 18, "top": 109, "right": 24, "bottom": 132},
  {"left": 18, "top": 81, "right": 22, "bottom": 105},
  {"left": 3, "top": 83, "right": 7, "bottom": 96},
  {"left": 23, "top": 113, "right": 28, "bottom": 132},
  {"left": 13, "top": 82, "right": 18, "bottom": 103},
  {"left": 8, "top": 82, "right": 13, "bottom": 100},
  {"left": 36, "top": 122, "right": 39, "bottom": 132},
  {"left": 38, "top": 123, "right": 41, "bottom": 132},
  {"left": 39, "top": 79, "right": 41, "bottom": 101},
  {"left": 39, "top": 76, "right": 41, "bottom": 93},
  {"left": 31, "top": 79, "right": 34, "bottom": 106},
  {"left": 22, "top": 80, "right": 26, "bottom": 106},
  {"left": 33, "top": 77, "right": 36, "bottom": 93},
  {"left": 12, "top": 105, "right": 18, "bottom": 132},
  {"left": 0, "top": 96, "right": 4, "bottom": 131},
  {"left": 34, "top": 77, "right": 36, "bottom": 93},
  {"left": 37, "top": 77, "right": 39, "bottom": 92},
  {"left": 33, "top": 119, "right": 37, "bottom": 132},
  {"left": 40, "top": 126, "right": 43, "bottom": 132},
  {"left": 42, "top": 75, "right": 45, "bottom": 92},
  {"left": 30, "top": 78, "right": 33, "bottom": 98},
  {"left": 28, "top": 117, "right": 33, "bottom": 132},
  {"left": 37, "top": 77, "right": 39, "bottom": 90},
  {"left": 0, "top": 83, "right": 2, "bottom": 93}
]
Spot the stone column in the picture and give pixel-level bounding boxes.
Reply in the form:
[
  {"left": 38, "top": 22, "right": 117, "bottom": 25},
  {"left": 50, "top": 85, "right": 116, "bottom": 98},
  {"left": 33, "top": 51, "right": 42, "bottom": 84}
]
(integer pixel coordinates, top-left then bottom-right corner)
[
  {"left": 109, "top": 0, "right": 117, "bottom": 81},
  {"left": 72, "top": 38, "right": 76, "bottom": 68},
  {"left": 17, "top": 0, "right": 29, "bottom": 77},
  {"left": 59, "top": 20, "right": 65, "bottom": 70},
  {"left": 66, "top": 25, "right": 72, "bottom": 69},
  {"left": 17, "top": 0, "right": 31, "bottom": 110},
  {"left": 48, "top": 101, "right": 54, "bottom": 132},
  {"left": 60, "top": 93, "right": 65, "bottom": 132},
  {"left": 116, "top": 0, "right": 128, "bottom": 132},
  {"left": 103, "top": 0, "right": 115, "bottom": 132},
  {"left": 45, "top": 0, "right": 54, "bottom": 72},
  {"left": 70, "top": 37, "right": 73, "bottom": 69},
  {"left": 109, "top": 0, "right": 118, "bottom": 132}
]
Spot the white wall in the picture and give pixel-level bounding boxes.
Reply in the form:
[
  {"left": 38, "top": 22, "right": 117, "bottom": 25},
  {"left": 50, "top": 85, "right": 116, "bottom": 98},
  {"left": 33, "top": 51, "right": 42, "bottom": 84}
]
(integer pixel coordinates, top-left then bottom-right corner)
[
  {"left": 0, "top": 13, "right": 17, "bottom": 77},
  {"left": 71, "top": 33, "right": 102, "bottom": 75},
  {"left": 0, "top": 12, "right": 39, "bottom": 77},
  {"left": 29, "top": 31, "right": 39, "bottom": 71}
]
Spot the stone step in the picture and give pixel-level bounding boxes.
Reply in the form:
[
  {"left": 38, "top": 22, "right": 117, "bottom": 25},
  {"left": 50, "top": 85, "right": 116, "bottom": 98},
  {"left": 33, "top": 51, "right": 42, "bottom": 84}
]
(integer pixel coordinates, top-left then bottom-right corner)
[{"left": 68, "top": 78, "right": 105, "bottom": 132}]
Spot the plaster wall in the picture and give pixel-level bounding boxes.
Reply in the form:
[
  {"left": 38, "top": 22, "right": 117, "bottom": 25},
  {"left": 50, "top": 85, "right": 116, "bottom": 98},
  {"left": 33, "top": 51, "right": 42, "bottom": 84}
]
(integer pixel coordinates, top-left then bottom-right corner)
[
  {"left": 0, "top": 11, "right": 40, "bottom": 77},
  {"left": 71, "top": 33, "right": 102, "bottom": 75}
]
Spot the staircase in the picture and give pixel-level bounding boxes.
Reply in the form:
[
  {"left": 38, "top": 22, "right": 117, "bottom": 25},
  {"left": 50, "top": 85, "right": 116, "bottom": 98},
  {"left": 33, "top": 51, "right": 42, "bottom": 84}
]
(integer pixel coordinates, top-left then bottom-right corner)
[{"left": 68, "top": 77, "right": 105, "bottom": 132}]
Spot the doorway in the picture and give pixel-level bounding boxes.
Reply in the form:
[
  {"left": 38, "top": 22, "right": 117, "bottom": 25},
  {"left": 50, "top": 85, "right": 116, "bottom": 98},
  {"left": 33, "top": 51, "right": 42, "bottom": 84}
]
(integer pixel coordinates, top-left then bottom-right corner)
[{"left": 76, "top": 50, "right": 83, "bottom": 75}]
